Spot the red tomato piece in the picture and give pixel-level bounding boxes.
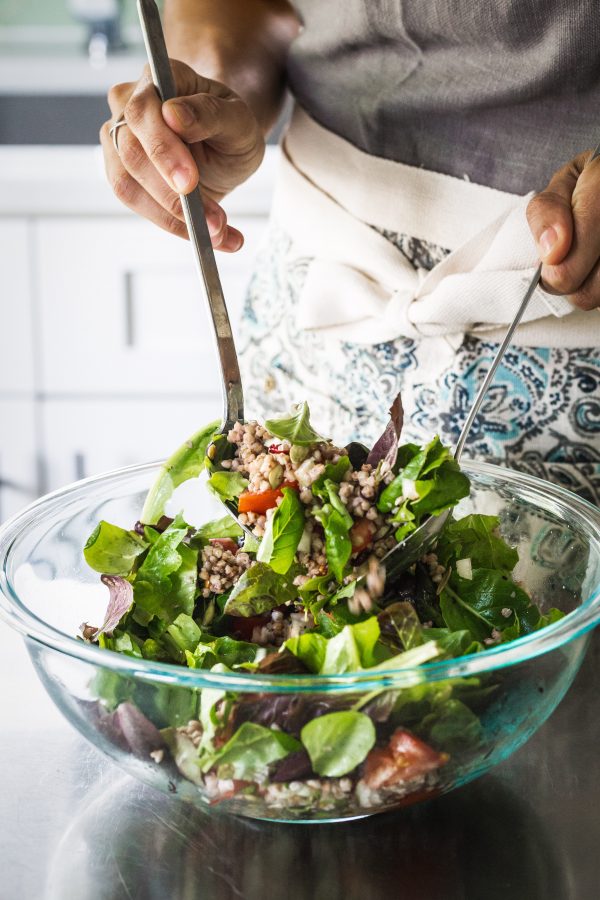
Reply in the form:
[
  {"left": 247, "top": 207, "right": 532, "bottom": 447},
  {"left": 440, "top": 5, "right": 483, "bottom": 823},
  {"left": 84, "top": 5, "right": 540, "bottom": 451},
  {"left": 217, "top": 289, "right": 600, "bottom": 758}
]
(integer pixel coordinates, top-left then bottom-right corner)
[
  {"left": 209, "top": 538, "right": 239, "bottom": 554},
  {"left": 269, "top": 444, "right": 285, "bottom": 454},
  {"left": 237, "top": 482, "right": 298, "bottom": 515},
  {"left": 350, "top": 517, "right": 376, "bottom": 553},
  {"left": 363, "top": 729, "right": 448, "bottom": 789}
]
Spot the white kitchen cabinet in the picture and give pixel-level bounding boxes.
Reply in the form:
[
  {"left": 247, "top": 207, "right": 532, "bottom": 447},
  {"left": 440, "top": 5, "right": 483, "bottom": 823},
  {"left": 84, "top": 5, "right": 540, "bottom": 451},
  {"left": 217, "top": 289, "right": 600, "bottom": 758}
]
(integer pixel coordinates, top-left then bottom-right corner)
[
  {"left": 0, "top": 399, "right": 37, "bottom": 522},
  {"left": 35, "top": 214, "right": 266, "bottom": 396},
  {"left": 41, "top": 397, "right": 219, "bottom": 491},
  {"left": 0, "top": 145, "right": 277, "bottom": 501},
  {"left": 0, "top": 221, "right": 34, "bottom": 394}
]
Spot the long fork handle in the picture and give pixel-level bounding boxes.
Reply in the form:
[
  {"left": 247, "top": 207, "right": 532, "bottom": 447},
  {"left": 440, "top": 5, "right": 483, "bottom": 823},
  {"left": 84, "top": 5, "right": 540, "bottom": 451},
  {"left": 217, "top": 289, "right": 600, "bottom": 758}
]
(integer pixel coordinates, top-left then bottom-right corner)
[
  {"left": 453, "top": 264, "right": 541, "bottom": 461},
  {"left": 454, "top": 140, "right": 600, "bottom": 462},
  {"left": 137, "top": 0, "right": 244, "bottom": 429}
]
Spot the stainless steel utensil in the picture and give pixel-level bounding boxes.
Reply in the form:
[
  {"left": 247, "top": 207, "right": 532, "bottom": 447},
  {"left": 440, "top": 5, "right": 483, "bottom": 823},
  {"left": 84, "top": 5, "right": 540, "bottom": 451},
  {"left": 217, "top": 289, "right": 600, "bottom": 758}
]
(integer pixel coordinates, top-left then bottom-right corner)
[
  {"left": 138, "top": 0, "right": 243, "bottom": 431},
  {"left": 373, "top": 268, "right": 541, "bottom": 585},
  {"left": 376, "top": 139, "right": 600, "bottom": 584},
  {"left": 137, "top": 0, "right": 248, "bottom": 526}
]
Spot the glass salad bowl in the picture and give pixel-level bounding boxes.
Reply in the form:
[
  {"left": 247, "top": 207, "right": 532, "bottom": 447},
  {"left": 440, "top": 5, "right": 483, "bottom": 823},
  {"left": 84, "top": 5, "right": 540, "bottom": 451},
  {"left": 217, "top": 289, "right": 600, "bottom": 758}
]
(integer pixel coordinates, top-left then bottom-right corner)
[{"left": 1, "top": 460, "right": 600, "bottom": 824}]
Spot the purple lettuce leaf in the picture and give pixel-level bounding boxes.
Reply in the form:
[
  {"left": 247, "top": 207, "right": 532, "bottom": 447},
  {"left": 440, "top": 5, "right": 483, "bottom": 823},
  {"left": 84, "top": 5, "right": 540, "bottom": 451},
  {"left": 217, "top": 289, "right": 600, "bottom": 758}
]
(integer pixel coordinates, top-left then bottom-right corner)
[
  {"left": 80, "top": 574, "right": 134, "bottom": 641},
  {"left": 366, "top": 393, "right": 404, "bottom": 469}
]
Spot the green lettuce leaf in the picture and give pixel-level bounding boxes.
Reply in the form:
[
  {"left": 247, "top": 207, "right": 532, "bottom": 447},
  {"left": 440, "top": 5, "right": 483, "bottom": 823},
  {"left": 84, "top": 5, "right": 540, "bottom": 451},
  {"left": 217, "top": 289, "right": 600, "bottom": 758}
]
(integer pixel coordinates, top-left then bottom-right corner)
[
  {"left": 301, "top": 711, "right": 376, "bottom": 777},
  {"left": 162, "top": 730, "right": 204, "bottom": 786},
  {"left": 378, "top": 436, "right": 470, "bottom": 520},
  {"left": 133, "top": 514, "right": 198, "bottom": 625},
  {"left": 162, "top": 613, "right": 202, "bottom": 662},
  {"left": 378, "top": 601, "right": 424, "bottom": 652},
  {"left": 422, "top": 627, "right": 484, "bottom": 657},
  {"left": 437, "top": 514, "right": 519, "bottom": 573},
  {"left": 98, "top": 631, "right": 142, "bottom": 657},
  {"left": 417, "top": 697, "right": 482, "bottom": 753},
  {"left": 311, "top": 456, "right": 351, "bottom": 498},
  {"left": 265, "top": 401, "right": 325, "bottom": 446},
  {"left": 321, "top": 618, "right": 381, "bottom": 673},
  {"left": 282, "top": 631, "right": 328, "bottom": 673},
  {"left": 223, "top": 562, "right": 297, "bottom": 617},
  {"left": 186, "top": 636, "right": 263, "bottom": 669},
  {"left": 192, "top": 515, "right": 243, "bottom": 547},
  {"left": 403, "top": 461, "right": 471, "bottom": 519},
  {"left": 201, "top": 722, "right": 301, "bottom": 778},
  {"left": 197, "top": 663, "right": 229, "bottom": 753},
  {"left": 207, "top": 471, "right": 248, "bottom": 502},
  {"left": 84, "top": 521, "right": 148, "bottom": 575},
  {"left": 313, "top": 484, "right": 353, "bottom": 583},
  {"left": 284, "top": 617, "right": 381, "bottom": 673},
  {"left": 141, "top": 420, "right": 219, "bottom": 525},
  {"left": 256, "top": 487, "right": 305, "bottom": 574},
  {"left": 440, "top": 569, "right": 535, "bottom": 641}
]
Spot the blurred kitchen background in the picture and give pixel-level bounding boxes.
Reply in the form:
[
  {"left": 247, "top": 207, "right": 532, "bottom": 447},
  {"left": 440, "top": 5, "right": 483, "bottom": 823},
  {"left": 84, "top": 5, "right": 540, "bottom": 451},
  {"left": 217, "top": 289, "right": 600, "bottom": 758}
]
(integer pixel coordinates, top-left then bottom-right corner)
[{"left": 0, "top": 0, "right": 278, "bottom": 523}]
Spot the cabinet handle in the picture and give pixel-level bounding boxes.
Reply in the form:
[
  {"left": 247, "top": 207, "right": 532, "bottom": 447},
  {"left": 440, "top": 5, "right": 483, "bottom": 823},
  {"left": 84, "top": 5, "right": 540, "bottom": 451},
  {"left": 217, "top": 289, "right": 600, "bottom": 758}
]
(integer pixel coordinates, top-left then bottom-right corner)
[
  {"left": 74, "top": 453, "right": 86, "bottom": 481},
  {"left": 124, "top": 270, "right": 135, "bottom": 347}
]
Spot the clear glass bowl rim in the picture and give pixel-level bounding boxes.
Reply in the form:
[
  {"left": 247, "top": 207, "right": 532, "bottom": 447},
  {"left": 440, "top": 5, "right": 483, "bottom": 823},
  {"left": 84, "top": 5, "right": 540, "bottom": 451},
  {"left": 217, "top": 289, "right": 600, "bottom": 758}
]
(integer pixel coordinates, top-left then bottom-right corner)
[{"left": 1, "top": 459, "right": 600, "bottom": 694}]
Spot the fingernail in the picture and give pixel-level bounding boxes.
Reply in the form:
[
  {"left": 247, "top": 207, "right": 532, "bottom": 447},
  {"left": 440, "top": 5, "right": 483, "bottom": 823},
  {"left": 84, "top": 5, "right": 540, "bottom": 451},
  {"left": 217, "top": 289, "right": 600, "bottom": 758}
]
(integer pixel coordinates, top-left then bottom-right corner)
[
  {"left": 168, "top": 101, "right": 194, "bottom": 127},
  {"left": 171, "top": 168, "right": 190, "bottom": 193},
  {"left": 539, "top": 226, "right": 558, "bottom": 257}
]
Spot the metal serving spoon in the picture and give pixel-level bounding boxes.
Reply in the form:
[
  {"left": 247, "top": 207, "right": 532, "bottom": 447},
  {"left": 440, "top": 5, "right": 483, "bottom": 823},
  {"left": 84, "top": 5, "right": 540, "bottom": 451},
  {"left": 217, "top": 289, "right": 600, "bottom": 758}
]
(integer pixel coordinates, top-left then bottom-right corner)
[
  {"left": 138, "top": 0, "right": 243, "bottom": 432},
  {"left": 138, "top": 0, "right": 247, "bottom": 523},
  {"left": 138, "top": 0, "right": 371, "bottom": 534}
]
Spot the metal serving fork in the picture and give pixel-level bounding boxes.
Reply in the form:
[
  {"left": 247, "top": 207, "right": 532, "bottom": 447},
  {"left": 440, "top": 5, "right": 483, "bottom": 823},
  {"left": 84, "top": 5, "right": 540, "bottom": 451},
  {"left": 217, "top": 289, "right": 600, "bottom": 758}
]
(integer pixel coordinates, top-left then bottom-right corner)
[{"left": 377, "top": 138, "right": 600, "bottom": 582}]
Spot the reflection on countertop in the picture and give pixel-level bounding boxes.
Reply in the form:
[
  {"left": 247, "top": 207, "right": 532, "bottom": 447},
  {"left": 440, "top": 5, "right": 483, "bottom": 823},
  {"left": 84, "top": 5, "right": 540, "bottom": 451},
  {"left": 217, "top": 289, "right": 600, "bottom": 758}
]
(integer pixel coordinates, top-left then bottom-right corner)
[
  {"left": 45, "top": 771, "right": 567, "bottom": 900},
  {"left": 2, "top": 620, "right": 600, "bottom": 900}
]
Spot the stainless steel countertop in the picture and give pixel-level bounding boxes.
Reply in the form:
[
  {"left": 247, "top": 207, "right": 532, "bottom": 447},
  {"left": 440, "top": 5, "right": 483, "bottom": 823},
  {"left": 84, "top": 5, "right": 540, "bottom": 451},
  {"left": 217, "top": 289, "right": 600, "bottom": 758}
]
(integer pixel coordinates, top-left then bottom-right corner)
[{"left": 2, "top": 620, "right": 599, "bottom": 900}]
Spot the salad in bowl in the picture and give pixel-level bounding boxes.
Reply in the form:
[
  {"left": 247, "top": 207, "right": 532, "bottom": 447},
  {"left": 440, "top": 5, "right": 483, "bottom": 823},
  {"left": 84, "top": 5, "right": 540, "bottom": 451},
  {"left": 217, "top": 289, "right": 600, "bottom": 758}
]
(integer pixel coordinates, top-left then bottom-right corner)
[{"left": 76, "top": 397, "right": 573, "bottom": 819}]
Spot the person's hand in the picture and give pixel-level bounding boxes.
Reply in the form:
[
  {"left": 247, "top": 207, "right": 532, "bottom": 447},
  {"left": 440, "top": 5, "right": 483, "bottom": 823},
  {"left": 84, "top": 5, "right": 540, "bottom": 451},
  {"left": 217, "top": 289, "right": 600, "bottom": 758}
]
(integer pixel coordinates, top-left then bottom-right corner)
[
  {"left": 100, "top": 60, "right": 265, "bottom": 250},
  {"left": 527, "top": 149, "right": 600, "bottom": 310}
]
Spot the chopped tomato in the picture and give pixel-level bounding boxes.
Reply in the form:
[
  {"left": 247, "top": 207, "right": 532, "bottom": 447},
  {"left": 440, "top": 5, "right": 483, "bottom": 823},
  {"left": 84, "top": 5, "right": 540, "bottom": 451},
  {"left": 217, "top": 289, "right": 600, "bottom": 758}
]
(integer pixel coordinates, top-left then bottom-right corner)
[
  {"left": 269, "top": 444, "right": 285, "bottom": 454},
  {"left": 350, "top": 517, "right": 376, "bottom": 554},
  {"left": 237, "top": 481, "right": 298, "bottom": 515},
  {"left": 363, "top": 729, "right": 448, "bottom": 790},
  {"left": 209, "top": 538, "right": 239, "bottom": 554}
]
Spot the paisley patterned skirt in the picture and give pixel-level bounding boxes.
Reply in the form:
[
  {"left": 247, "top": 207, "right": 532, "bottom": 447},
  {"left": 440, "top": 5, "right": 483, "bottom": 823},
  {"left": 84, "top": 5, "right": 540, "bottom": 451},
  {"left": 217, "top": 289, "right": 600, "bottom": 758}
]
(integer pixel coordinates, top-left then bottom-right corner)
[{"left": 239, "top": 223, "right": 600, "bottom": 505}]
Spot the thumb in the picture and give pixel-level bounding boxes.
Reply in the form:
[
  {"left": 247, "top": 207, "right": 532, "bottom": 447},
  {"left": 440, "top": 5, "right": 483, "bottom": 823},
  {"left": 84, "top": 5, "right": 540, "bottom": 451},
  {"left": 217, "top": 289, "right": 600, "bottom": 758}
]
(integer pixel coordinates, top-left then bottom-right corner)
[
  {"left": 526, "top": 188, "right": 574, "bottom": 266},
  {"left": 162, "top": 93, "right": 260, "bottom": 155}
]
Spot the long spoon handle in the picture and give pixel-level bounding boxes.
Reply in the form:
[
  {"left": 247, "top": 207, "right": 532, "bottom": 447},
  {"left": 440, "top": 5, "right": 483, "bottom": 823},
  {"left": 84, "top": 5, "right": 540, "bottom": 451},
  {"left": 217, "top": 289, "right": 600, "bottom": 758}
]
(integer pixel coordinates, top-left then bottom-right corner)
[{"left": 137, "top": 0, "right": 244, "bottom": 430}]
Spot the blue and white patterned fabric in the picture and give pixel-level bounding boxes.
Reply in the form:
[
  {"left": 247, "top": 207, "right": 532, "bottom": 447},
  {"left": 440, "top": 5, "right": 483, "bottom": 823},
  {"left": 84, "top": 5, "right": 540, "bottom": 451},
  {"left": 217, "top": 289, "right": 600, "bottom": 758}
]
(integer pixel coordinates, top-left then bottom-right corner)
[{"left": 239, "top": 224, "right": 600, "bottom": 505}]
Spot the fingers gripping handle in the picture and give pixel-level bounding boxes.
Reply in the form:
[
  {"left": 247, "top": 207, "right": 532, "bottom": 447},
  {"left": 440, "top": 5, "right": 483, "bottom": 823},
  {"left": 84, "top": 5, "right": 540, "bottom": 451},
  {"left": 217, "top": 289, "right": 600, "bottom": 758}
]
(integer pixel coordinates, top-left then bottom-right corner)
[{"left": 137, "top": 0, "right": 244, "bottom": 429}]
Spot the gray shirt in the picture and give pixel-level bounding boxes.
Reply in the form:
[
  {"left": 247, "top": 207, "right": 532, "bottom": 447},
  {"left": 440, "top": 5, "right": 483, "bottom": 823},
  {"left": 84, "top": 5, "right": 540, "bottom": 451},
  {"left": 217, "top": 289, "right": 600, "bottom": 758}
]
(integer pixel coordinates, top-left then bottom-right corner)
[{"left": 287, "top": 1, "right": 600, "bottom": 194}]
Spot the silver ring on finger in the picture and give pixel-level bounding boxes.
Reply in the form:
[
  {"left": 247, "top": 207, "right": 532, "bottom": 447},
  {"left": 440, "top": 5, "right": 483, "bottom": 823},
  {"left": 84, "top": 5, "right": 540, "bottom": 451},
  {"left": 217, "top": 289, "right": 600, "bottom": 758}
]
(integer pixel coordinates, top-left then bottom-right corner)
[{"left": 109, "top": 116, "right": 127, "bottom": 154}]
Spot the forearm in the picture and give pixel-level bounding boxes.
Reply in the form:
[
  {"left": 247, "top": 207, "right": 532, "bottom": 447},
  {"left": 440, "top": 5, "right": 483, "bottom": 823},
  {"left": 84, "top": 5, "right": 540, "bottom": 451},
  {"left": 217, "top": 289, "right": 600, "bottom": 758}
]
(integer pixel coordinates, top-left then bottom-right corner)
[{"left": 164, "top": 0, "right": 298, "bottom": 132}]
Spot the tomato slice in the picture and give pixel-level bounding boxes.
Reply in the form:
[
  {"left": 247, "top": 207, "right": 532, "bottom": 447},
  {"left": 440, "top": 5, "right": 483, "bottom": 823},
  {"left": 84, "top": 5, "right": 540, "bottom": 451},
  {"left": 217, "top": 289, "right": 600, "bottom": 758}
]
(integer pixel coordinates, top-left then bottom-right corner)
[
  {"left": 237, "top": 481, "right": 298, "bottom": 515},
  {"left": 363, "top": 729, "right": 448, "bottom": 790},
  {"left": 209, "top": 538, "right": 239, "bottom": 554},
  {"left": 350, "top": 517, "right": 376, "bottom": 553}
]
